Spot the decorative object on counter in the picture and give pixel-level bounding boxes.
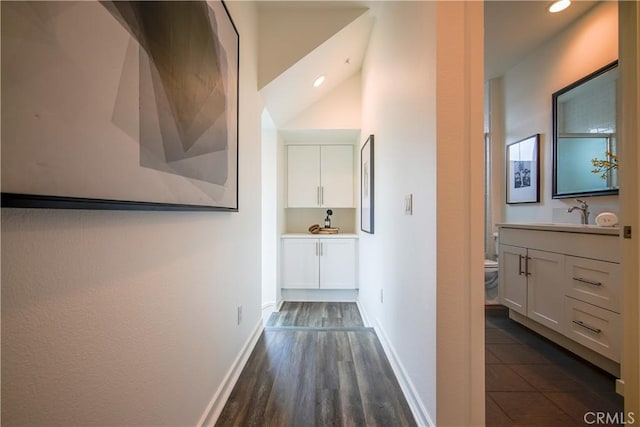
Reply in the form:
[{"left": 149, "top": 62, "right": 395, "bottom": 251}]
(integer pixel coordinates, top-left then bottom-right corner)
[
  {"left": 318, "top": 227, "right": 340, "bottom": 234},
  {"left": 361, "top": 135, "right": 375, "bottom": 233},
  {"left": 324, "top": 209, "right": 333, "bottom": 228},
  {"left": 308, "top": 223, "right": 339, "bottom": 234},
  {"left": 1, "top": 0, "right": 239, "bottom": 211},
  {"left": 591, "top": 151, "right": 618, "bottom": 180},
  {"left": 595, "top": 212, "right": 619, "bottom": 227},
  {"left": 506, "top": 134, "right": 540, "bottom": 204}
]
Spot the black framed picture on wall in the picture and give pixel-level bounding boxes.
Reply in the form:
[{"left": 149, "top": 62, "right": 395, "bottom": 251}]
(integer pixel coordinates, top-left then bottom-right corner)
[
  {"left": 506, "top": 134, "right": 540, "bottom": 204},
  {"left": 1, "top": 1, "right": 239, "bottom": 211},
  {"left": 360, "top": 135, "right": 374, "bottom": 233}
]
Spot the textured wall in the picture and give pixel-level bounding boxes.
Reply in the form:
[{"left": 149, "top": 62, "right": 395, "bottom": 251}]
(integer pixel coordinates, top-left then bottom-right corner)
[{"left": 1, "top": 1, "right": 263, "bottom": 425}]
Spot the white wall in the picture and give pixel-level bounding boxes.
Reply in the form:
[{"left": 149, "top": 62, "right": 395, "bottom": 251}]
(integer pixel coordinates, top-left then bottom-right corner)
[
  {"left": 501, "top": 1, "right": 618, "bottom": 224},
  {"left": 359, "top": 1, "right": 438, "bottom": 422},
  {"left": 359, "top": 2, "right": 484, "bottom": 425},
  {"left": 1, "top": 1, "right": 263, "bottom": 425},
  {"left": 261, "top": 110, "right": 279, "bottom": 317}
]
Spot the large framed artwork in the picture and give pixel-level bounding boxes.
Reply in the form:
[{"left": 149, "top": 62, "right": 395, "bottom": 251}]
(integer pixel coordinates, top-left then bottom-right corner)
[
  {"left": 1, "top": 1, "right": 239, "bottom": 211},
  {"left": 506, "top": 134, "right": 540, "bottom": 204},
  {"left": 360, "top": 135, "right": 374, "bottom": 234}
]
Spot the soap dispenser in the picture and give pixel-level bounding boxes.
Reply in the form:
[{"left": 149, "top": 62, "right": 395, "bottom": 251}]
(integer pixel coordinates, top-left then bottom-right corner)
[{"left": 324, "top": 209, "right": 333, "bottom": 228}]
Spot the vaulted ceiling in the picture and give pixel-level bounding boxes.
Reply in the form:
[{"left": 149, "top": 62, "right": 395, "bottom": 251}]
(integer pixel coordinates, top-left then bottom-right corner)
[{"left": 256, "top": 1, "right": 600, "bottom": 137}]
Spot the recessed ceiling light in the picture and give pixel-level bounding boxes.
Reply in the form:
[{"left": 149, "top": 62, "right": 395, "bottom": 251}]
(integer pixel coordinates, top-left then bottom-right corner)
[
  {"left": 548, "top": 0, "right": 571, "bottom": 13},
  {"left": 313, "top": 75, "right": 326, "bottom": 88}
]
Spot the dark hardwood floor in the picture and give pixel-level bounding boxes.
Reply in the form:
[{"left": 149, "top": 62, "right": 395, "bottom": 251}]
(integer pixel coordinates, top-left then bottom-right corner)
[
  {"left": 486, "top": 305, "right": 624, "bottom": 426},
  {"left": 216, "top": 302, "right": 415, "bottom": 426}
]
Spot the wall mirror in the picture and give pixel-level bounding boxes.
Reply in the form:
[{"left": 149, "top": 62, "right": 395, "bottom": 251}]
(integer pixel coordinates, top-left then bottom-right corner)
[{"left": 552, "top": 61, "right": 618, "bottom": 199}]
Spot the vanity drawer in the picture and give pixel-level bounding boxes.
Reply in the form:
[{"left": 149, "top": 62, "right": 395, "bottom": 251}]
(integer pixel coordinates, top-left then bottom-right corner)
[
  {"left": 564, "top": 256, "right": 621, "bottom": 313},
  {"left": 564, "top": 297, "right": 621, "bottom": 362}
]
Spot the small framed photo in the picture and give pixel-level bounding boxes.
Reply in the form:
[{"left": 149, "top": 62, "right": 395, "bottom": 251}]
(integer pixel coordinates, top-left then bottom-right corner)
[
  {"left": 506, "top": 134, "right": 540, "bottom": 204},
  {"left": 360, "top": 135, "right": 374, "bottom": 234}
]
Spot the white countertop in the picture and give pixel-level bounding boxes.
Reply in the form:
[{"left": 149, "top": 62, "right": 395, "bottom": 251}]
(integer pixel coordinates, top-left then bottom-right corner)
[
  {"left": 281, "top": 233, "right": 359, "bottom": 239},
  {"left": 497, "top": 222, "right": 620, "bottom": 236}
]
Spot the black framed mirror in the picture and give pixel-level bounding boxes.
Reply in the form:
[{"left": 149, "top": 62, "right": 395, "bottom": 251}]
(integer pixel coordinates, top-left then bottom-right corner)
[{"left": 552, "top": 61, "right": 618, "bottom": 199}]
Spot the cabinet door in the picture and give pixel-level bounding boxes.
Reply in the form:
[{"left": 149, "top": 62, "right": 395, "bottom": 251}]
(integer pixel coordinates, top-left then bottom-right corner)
[
  {"left": 527, "top": 249, "right": 565, "bottom": 333},
  {"left": 288, "top": 146, "right": 321, "bottom": 207},
  {"left": 282, "top": 239, "right": 319, "bottom": 289},
  {"left": 499, "top": 244, "right": 528, "bottom": 315},
  {"left": 319, "top": 239, "right": 356, "bottom": 289},
  {"left": 320, "top": 145, "right": 354, "bottom": 208}
]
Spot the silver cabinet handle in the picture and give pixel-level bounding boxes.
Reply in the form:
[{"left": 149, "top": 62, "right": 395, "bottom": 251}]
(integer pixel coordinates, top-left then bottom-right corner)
[
  {"left": 315, "top": 242, "right": 319, "bottom": 256},
  {"left": 572, "top": 320, "right": 602, "bottom": 334},
  {"left": 317, "top": 187, "right": 320, "bottom": 206},
  {"left": 525, "top": 256, "right": 531, "bottom": 276},
  {"left": 321, "top": 186, "right": 324, "bottom": 205},
  {"left": 320, "top": 242, "right": 324, "bottom": 256},
  {"left": 518, "top": 255, "right": 523, "bottom": 276},
  {"left": 573, "top": 277, "right": 603, "bottom": 287}
]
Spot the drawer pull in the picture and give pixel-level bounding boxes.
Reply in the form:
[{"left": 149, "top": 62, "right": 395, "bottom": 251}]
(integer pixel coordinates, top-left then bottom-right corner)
[
  {"left": 572, "top": 320, "right": 602, "bottom": 334},
  {"left": 573, "top": 277, "right": 603, "bottom": 287}
]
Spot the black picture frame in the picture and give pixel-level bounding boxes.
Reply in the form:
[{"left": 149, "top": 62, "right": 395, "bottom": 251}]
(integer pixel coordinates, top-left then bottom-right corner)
[
  {"left": 360, "top": 135, "right": 374, "bottom": 233},
  {"left": 552, "top": 60, "right": 618, "bottom": 199},
  {"left": 1, "top": 1, "right": 239, "bottom": 211},
  {"left": 506, "top": 134, "right": 540, "bottom": 204}
]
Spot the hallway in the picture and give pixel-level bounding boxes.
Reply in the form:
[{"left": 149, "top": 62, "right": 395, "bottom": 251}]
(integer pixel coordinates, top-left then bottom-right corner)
[{"left": 216, "top": 302, "right": 415, "bottom": 426}]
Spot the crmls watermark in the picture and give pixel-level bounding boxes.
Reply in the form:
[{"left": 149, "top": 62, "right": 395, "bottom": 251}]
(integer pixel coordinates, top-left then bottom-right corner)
[{"left": 584, "top": 412, "right": 636, "bottom": 425}]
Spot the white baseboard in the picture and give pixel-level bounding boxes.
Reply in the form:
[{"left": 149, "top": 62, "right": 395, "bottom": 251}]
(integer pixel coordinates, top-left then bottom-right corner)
[
  {"left": 374, "top": 320, "right": 435, "bottom": 427},
  {"left": 261, "top": 300, "right": 277, "bottom": 325},
  {"left": 281, "top": 288, "right": 359, "bottom": 301},
  {"left": 262, "top": 300, "right": 277, "bottom": 311},
  {"left": 198, "top": 319, "right": 264, "bottom": 427},
  {"left": 356, "top": 300, "right": 371, "bottom": 327}
]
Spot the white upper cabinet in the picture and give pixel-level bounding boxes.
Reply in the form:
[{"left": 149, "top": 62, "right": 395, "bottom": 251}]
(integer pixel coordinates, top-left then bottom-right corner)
[{"left": 287, "top": 145, "right": 354, "bottom": 208}]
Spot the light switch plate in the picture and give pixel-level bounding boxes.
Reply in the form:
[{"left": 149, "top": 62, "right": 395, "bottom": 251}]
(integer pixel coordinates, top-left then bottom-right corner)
[{"left": 405, "top": 194, "right": 413, "bottom": 215}]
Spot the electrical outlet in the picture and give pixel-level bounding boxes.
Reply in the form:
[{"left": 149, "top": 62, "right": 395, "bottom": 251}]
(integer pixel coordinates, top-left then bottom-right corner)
[
  {"left": 237, "top": 305, "right": 242, "bottom": 325},
  {"left": 380, "top": 288, "right": 384, "bottom": 304},
  {"left": 405, "top": 194, "right": 413, "bottom": 215}
]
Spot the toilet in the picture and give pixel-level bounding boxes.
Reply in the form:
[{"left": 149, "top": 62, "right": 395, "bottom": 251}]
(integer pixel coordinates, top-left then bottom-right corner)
[{"left": 484, "top": 232, "right": 499, "bottom": 305}]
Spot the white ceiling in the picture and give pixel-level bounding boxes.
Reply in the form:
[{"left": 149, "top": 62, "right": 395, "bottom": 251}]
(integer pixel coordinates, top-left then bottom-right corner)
[
  {"left": 257, "top": 0, "right": 600, "bottom": 133},
  {"left": 485, "top": 0, "right": 599, "bottom": 80}
]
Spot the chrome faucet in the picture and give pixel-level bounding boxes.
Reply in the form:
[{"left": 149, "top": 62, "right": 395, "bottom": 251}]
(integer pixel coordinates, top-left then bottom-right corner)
[{"left": 568, "top": 199, "right": 590, "bottom": 225}]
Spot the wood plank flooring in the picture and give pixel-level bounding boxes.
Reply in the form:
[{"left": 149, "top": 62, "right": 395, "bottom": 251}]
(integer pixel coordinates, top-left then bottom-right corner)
[
  {"left": 267, "top": 302, "right": 365, "bottom": 328},
  {"left": 216, "top": 302, "right": 415, "bottom": 426}
]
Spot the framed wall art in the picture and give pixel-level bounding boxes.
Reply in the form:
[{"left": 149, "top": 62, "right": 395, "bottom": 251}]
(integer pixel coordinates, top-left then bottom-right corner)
[
  {"left": 1, "top": 1, "right": 239, "bottom": 211},
  {"left": 360, "top": 135, "right": 374, "bottom": 233},
  {"left": 506, "top": 134, "right": 540, "bottom": 204}
]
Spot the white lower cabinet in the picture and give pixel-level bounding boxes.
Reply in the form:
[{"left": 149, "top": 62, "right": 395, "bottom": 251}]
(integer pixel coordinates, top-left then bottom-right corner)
[
  {"left": 498, "top": 225, "right": 621, "bottom": 367},
  {"left": 282, "top": 237, "right": 356, "bottom": 289},
  {"left": 500, "top": 244, "right": 564, "bottom": 332}
]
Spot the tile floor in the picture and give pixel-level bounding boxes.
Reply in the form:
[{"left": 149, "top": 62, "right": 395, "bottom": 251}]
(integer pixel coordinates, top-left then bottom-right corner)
[{"left": 486, "top": 305, "right": 624, "bottom": 426}]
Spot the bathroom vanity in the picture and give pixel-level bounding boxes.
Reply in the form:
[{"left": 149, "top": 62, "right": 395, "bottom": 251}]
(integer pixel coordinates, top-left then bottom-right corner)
[{"left": 497, "top": 223, "right": 621, "bottom": 376}]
